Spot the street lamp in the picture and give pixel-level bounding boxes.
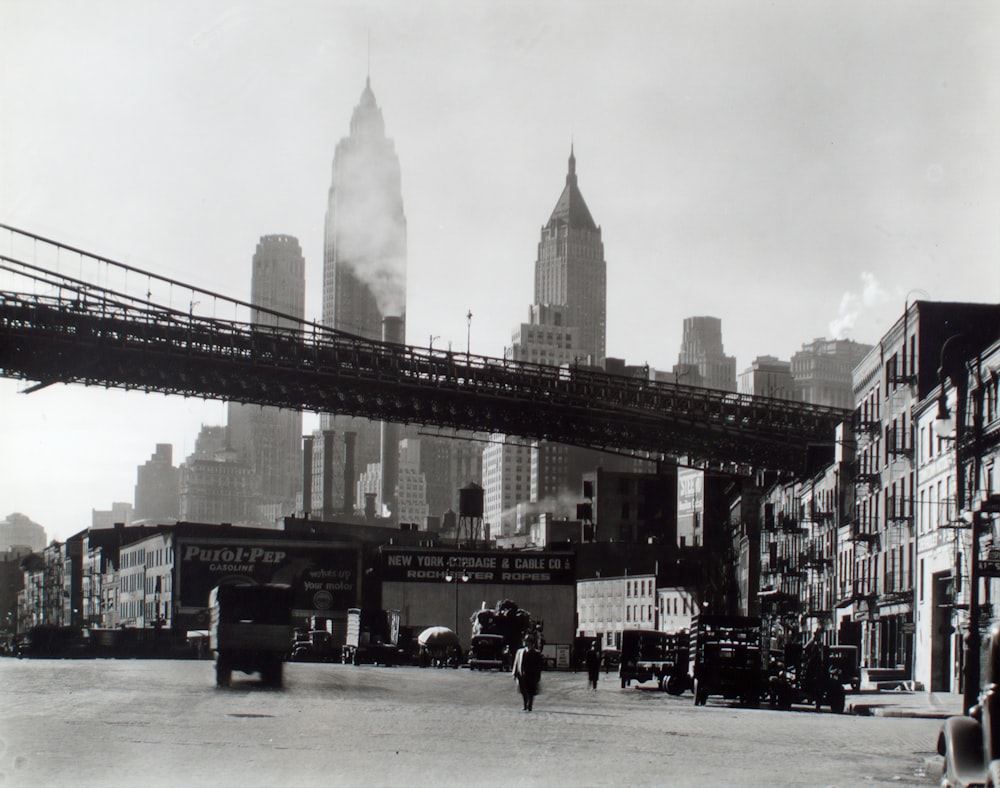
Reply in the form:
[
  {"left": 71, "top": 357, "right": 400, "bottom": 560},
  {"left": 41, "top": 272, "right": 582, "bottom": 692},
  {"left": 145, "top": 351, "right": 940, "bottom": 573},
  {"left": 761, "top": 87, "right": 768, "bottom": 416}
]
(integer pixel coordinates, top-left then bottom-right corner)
[{"left": 444, "top": 561, "right": 470, "bottom": 642}]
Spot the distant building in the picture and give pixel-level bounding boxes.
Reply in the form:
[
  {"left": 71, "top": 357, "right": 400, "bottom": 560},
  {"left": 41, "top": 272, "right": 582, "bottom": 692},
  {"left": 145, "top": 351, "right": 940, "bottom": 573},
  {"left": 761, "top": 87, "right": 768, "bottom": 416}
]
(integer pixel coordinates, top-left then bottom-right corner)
[
  {"left": 321, "top": 76, "right": 407, "bottom": 511},
  {"left": 674, "top": 316, "right": 736, "bottom": 391},
  {"left": 534, "top": 146, "right": 606, "bottom": 364},
  {"left": 738, "top": 355, "right": 794, "bottom": 400},
  {"left": 791, "top": 338, "right": 872, "bottom": 409},
  {"left": 133, "top": 444, "right": 180, "bottom": 522},
  {"left": 482, "top": 434, "right": 532, "bottom": 539},
  {"left": 179, "top": 429, "right": 257, "bottom": 525},
  {"left": 92, "top": 502, "right": 133, "bottom": 530},
  {"left": 577, "top": 573, "right": 657, "bottom": 649},
  {"left": 0, "top": 512, "right": 46, "bottom": 552},
  {"left": 396, "top": 440, "right": 430, "bottom": 529},
  {"left": 228, "top": 235, "right": 306, "bottom": 525}
]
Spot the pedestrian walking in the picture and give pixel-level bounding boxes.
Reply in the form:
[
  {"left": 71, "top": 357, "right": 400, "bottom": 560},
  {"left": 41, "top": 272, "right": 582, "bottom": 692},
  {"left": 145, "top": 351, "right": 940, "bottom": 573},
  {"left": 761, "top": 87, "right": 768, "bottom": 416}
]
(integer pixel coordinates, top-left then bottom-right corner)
[
  {"left": 584, "top": 642, "right": 601, "bottom": 691},
  {"left": 512, "top": 634, "right": 543, "bottom": 711}
]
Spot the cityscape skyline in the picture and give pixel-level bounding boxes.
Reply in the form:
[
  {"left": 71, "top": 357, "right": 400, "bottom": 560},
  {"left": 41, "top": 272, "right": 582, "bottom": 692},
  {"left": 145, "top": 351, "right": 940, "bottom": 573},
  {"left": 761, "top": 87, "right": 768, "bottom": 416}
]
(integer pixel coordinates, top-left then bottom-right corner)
[{"left": 2, "top": 1, "right": 998, "bottom": 542}]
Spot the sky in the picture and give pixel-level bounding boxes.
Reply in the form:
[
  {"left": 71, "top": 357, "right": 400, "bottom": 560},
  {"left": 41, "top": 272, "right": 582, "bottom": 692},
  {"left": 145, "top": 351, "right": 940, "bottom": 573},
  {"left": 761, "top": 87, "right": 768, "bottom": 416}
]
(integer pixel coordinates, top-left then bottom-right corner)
[{"left": 2, "top": 0, "right": 998, "bottom": 543}]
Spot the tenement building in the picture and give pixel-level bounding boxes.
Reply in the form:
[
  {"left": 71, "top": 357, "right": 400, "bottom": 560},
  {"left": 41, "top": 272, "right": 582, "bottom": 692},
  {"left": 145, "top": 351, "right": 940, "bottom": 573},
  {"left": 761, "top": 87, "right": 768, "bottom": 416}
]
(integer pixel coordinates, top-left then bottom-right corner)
[{"left": 847, "top": 301, "right": 999, "bottom": 677}]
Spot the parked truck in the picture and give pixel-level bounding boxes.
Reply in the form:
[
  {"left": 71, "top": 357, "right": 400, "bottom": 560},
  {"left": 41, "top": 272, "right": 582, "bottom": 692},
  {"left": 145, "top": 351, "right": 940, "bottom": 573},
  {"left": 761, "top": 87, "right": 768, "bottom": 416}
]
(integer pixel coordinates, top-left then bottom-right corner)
[
  {"left": 342, "top": 608, "right": 403, "bottom": 666},
  {"left": 470, "top": 599, "right": 534, "bottom": 671},
  {"left": 209, "top": 583, "right": 294, "bottom": 687},
  {"left": 690, "top": 614, "right": 765, "bottom": 707}
]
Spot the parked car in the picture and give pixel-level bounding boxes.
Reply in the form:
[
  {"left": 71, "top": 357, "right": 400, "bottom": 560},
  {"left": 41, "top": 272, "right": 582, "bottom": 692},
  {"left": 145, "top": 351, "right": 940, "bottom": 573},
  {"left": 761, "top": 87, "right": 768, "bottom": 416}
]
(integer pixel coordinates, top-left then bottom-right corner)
[
  {"left": 828, "top": 645, "right": 861, "bottom": 692},
  {"left": 937, "top": 623, "right": 1000, "bottom": 787},
  {"left": 768, "top": 642, "right": 846, "bottom": 714},
  {"left": 468, "top": 634, "right": 507, "bottom": 671}
]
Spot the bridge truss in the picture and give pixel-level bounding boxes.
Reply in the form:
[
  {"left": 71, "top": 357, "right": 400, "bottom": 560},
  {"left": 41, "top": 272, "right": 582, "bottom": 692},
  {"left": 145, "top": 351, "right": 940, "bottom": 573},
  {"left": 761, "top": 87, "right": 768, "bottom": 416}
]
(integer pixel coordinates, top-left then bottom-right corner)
[{"left": 0, "top": 225, "right": 849, "bottom": 473}]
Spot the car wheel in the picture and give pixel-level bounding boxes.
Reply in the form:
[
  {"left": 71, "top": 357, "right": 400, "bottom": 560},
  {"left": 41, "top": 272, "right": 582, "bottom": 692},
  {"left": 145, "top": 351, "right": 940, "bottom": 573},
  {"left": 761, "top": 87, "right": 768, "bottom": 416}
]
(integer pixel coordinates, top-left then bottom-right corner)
[{"left": 828, "top": 684, "right": 845, "bottom": 714}]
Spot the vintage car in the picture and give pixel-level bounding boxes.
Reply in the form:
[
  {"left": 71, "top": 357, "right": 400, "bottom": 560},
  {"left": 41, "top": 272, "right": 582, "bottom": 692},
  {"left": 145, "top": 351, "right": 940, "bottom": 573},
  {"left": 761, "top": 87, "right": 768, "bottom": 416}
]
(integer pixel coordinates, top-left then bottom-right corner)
[
  {"left": 937, "top": 623, "right": 1000, "bottom": 787},
  {"left": 828, "top": 645, "right": 861, "bottom": 692},
  {"left": 468, "top": 634, "right": 507, "bottom": 671},
  {"left": 768, "top": 642, "right": 846, "bottom": 714}
]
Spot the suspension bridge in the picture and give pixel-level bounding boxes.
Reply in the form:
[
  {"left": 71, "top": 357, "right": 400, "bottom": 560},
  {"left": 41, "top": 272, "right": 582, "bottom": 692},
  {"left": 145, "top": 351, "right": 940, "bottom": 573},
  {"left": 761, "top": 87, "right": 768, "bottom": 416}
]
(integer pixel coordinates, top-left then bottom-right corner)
[{"left": 0, "top": 224, "right": 850, "bottom": 473}]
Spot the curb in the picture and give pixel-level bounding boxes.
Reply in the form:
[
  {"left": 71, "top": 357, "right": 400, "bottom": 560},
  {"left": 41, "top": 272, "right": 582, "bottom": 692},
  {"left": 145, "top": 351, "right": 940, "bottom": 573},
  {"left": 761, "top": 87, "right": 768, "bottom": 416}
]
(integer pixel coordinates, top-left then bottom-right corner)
[{"left": 850, "top": 704, "right": 953, "bottom": 719}]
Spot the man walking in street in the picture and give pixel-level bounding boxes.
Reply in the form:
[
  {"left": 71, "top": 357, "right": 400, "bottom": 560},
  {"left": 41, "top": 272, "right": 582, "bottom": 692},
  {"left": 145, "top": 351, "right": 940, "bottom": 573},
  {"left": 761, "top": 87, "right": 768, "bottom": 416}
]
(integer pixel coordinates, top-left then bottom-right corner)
[
  {"left": 512, "top": 634, "right": 543, "bottom": 711},
  {"left": 585, "top": 642, "right": 601, "bottom": 691}
]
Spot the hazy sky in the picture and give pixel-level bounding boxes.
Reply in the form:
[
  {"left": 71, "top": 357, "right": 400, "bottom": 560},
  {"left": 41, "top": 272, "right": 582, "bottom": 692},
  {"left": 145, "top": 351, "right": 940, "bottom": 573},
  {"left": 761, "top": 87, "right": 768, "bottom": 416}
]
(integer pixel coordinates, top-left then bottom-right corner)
[{"left": 2, "top": 0, "right": 998, "bottom": 543}]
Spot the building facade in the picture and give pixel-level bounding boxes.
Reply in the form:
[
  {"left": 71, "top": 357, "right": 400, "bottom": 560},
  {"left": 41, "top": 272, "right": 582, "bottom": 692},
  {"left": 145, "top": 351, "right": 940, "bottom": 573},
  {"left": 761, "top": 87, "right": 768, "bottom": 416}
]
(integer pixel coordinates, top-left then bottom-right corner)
[
  {"left": 791, "top": 338, "right": 872, "bottom": 409},
  {"left": 738, "top": 355, "right": 794, "bottom": 400},
  {"left": 482, "top": 434, "right": 532, "bottom": 540}
]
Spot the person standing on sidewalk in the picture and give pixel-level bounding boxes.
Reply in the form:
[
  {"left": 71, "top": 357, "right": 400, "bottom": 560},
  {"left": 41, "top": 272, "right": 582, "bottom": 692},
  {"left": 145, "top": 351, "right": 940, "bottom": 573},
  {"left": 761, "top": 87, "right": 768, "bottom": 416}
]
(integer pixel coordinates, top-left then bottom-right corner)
[
  {"left": 512, "top": 634, "right": 543, "bottom": 711},
  {"left": 585, "top": 642, "right": 601, "bottom": 691}
]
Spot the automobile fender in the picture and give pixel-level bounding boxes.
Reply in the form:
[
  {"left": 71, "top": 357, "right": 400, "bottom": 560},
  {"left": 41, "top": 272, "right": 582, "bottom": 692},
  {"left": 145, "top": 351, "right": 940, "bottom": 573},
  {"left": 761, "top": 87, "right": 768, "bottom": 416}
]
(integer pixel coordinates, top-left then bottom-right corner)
[
  {"left": 939, "top": 715, "right": 987, "bottom": 788},
  {"left": 987, "top": 759, "right": 1000, "bottom": 787}
]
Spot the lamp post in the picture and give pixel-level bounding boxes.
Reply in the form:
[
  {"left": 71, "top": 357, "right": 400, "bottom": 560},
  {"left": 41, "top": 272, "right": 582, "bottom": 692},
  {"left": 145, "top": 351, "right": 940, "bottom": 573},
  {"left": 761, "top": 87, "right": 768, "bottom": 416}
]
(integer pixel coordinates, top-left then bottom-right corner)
[
  {"left": 935, "top": 335, "right": 978, "bottom": 712},
  {"left": 444, "top": 560, "right": 470, "bottom": 646}
]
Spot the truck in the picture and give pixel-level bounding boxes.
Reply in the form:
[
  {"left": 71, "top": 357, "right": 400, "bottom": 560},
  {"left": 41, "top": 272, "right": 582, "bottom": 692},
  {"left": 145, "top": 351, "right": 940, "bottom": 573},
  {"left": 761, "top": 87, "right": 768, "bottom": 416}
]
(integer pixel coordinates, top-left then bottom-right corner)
[
  {"left": 470, "top": 599, "right": 533, "bottom": 670},
  {"left": 342, "top": 608, "right": 403, "bottom": 666},
  {"left": 619, "top": 629, "right": 692, "bottom": 694},
  {"left": 209, "top": 583, "right": 294, "bottom": 687},
  {"left": 690, "top": 614, "right": 765, "bottom": 707}
]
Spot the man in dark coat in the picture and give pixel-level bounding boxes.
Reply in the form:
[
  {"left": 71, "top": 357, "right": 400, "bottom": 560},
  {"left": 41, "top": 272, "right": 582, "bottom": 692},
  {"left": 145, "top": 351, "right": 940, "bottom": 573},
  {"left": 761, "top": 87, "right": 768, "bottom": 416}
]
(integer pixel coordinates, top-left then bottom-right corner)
[
  {"left": 512, "top": 635, "right": 543, "bottom": 711},
  {"left": 584, "top": 642, "right": 601, "bottom": 691}
]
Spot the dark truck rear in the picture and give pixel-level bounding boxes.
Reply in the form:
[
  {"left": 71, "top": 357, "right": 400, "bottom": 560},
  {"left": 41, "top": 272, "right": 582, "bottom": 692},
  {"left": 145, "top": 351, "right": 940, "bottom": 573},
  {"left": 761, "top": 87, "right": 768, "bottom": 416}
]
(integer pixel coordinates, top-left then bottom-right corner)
[
  {"left": 342, "top": 607, "right": 403, "bottom": 665},
  {"left": 690, "top": 614, "right": 764, "bottom": 706},
  {"left": 619, "top": 628, "right": 691, "bottom": 694},
  {"left": 209, "top": 583, "right": 294, "bottom": 687}
]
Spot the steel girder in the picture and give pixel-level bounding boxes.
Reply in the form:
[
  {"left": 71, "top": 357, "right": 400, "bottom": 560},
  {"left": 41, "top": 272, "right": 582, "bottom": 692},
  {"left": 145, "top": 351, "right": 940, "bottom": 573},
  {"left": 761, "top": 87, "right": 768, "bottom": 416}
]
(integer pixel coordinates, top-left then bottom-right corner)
[{"left": 0, "top": 293, "right": 850, "bottom": 472}]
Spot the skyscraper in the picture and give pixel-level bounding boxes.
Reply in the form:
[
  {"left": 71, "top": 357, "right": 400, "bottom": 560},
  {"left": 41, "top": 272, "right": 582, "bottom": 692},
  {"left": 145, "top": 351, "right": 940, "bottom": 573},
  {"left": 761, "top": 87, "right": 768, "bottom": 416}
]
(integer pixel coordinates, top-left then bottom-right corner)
[
  {"left": 133, "top": 444, "right": 180, "bottom": 522},
  {"left": 321, "top": 76, "right": 407, "bottom": 515},
  {"left": 790, "top": 338, "right": 872, "bottom": 409},
  {"left": 534, "top": 147, "right": 606, "bottom": 364},
  {"left": 674, "top": 316, "right": 737, "bottom": 392},
  {"left": 227, "top": 235, "right": 305, "bottom": 524}
]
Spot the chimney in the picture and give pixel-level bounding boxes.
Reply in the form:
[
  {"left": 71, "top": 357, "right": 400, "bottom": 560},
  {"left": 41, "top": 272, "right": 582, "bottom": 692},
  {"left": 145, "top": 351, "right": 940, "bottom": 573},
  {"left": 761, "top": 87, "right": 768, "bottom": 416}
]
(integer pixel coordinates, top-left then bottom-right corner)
[
  {"left": 322, "top": 430, "right": 335, "bottom": 520},
  {"left": 343, "top": 431, "right": 357, "bottom": 514},
  {"left": 301, "top": 435, "right": 314, "bottom": 518},
  {"left": 380, "top": 316, "right": 404, "bottom": 523}
]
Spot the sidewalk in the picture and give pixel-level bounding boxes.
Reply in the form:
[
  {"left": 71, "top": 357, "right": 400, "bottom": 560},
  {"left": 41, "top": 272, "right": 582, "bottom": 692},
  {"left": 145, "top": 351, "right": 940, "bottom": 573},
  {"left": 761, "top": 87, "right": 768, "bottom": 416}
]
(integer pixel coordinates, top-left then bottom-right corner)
[{"left": 848, "top": 689, "right": 963, "bottom": 719}]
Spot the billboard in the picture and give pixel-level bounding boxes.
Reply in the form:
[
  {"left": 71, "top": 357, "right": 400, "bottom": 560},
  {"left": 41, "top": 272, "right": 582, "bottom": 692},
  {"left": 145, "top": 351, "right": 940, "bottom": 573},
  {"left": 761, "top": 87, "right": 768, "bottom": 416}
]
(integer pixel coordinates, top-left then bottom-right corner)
[
  {"left": 381, "top": 548, "right": 574, "bottom": 585},
  {"left": 177, "top": 537, "right": 359, "bottom": 614}
]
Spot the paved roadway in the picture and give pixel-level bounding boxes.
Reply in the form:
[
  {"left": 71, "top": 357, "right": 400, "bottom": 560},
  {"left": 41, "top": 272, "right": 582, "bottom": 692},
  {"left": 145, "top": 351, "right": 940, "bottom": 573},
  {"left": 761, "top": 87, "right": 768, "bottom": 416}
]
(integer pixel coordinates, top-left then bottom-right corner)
[{"left": 0, "top": 659, "right": 944, "bottom": 787}]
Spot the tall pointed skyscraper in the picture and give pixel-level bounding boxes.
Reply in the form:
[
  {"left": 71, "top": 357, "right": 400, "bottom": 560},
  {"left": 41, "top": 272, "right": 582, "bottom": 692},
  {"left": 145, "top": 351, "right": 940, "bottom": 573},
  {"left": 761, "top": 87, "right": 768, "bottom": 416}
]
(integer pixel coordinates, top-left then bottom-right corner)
[
  {"left": 534, "top": 146, "right": 606, "bottom": 363},
  {"left": 320, "top": 76, "right": 407, "bottom": 516}
]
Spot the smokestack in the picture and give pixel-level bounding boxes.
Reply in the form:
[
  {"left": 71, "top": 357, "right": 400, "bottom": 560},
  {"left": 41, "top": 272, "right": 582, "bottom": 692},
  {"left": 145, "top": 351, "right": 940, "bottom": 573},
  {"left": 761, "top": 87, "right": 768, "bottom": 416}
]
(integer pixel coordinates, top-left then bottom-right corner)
[
  {"left": 380, "top": 316, "right": 404, "bottom": 523},
  {"left": 343, "top": 431, "right": 357, "bottom": 514},
  {"left": 301, "top": 435, "right": 314, "bottom": 517},
  {"left": 322, "top": 429, "right": 335, "bottom": 520}
]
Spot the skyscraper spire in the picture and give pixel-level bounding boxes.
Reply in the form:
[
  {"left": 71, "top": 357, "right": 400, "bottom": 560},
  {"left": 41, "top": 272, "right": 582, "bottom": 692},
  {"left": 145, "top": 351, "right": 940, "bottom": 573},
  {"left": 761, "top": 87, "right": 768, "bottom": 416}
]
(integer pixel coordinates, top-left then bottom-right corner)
[{"left": 567, "top": 143, "right": 576, "bottom": 185}]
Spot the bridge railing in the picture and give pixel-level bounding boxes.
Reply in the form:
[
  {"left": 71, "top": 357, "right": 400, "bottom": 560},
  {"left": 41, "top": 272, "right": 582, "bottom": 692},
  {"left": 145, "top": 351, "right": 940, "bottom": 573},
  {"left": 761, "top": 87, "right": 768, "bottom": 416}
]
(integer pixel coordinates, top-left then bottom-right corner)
[{"left": 1, "top": 223, "right": 851, "bottom": 452}]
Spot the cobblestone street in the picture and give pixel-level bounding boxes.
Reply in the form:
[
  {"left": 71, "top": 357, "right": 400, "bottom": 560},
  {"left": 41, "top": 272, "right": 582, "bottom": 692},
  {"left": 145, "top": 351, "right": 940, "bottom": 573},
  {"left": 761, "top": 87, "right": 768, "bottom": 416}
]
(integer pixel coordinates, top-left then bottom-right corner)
[{"left": 0, "top": 659, "right": 946, "bottom": 787}]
